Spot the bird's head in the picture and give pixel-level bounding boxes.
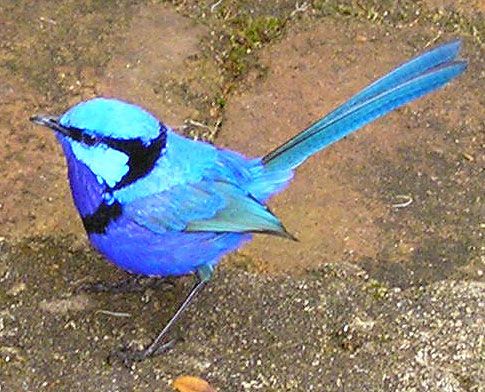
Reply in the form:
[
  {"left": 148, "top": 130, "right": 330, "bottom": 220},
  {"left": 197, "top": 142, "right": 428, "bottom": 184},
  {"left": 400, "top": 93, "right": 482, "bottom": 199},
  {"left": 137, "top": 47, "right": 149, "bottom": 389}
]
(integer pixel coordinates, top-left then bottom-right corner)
[{"left": 31, "top": 98, "right": 167, "bottom": 190}]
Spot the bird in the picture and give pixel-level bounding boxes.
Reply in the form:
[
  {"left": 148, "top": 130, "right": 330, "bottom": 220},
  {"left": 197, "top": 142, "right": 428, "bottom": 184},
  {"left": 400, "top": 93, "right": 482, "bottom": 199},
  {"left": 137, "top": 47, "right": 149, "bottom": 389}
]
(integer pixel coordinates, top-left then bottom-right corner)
[{"left": 31, "top": 40, "right": 467, "bottom": 362}]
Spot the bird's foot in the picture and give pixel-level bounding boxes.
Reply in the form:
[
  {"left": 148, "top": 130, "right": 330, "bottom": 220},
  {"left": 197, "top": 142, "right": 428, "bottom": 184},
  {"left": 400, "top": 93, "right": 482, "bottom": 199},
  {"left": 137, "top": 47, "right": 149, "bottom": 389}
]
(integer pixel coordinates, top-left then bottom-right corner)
[
  {"left": 109, "top": 338, "right": 177, "bottom": 367},
  {"left": 76, "top": 276, "right": 175, "bottom": 294}
]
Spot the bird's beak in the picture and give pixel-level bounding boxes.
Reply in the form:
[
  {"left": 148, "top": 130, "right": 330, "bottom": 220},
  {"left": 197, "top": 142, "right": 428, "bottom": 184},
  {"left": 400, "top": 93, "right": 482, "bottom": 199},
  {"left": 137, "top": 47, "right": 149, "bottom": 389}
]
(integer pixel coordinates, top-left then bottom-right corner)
[
  {"left": 30, "top": 115, "right": 72, "bottom": 139},
  {"left": 30, "top": 115, "right": 60, "bottom": 129}
]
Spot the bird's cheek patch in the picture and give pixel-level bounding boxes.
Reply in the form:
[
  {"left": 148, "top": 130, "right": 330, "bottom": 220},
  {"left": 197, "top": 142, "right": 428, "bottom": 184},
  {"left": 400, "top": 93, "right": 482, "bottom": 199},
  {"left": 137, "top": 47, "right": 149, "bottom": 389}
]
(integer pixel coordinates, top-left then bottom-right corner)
[{"left": 70, "top": 141, "right": 129, "bottom": 188}]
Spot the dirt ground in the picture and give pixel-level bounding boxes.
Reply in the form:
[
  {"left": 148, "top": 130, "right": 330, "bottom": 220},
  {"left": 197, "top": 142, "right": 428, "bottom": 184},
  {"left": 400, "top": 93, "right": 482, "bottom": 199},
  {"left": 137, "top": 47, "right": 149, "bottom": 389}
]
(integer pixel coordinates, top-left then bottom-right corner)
[{"left": 0, "top": 1, "right": 483, "bottom": 391}]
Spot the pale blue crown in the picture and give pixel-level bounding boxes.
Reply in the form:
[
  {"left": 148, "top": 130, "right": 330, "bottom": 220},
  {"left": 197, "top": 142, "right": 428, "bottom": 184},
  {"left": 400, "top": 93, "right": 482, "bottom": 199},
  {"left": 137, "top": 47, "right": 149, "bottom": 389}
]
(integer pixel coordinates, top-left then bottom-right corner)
[{"left": 59, "top": 97, "right": 161, "bottom": 143}]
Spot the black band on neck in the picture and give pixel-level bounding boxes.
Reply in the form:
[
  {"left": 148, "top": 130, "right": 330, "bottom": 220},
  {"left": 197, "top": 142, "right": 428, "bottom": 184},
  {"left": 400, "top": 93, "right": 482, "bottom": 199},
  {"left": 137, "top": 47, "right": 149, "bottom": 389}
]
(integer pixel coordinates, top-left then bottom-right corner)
[{"left": 81, "top": 201, "right": 122, "bottom": 234}]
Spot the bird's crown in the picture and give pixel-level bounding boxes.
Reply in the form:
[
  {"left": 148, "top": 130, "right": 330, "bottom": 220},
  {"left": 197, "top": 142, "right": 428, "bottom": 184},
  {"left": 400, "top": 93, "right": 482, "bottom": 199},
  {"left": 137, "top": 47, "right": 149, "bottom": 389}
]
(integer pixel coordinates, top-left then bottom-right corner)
[{"left": 59, "top": 97, "right": 162, "bottom": 144}]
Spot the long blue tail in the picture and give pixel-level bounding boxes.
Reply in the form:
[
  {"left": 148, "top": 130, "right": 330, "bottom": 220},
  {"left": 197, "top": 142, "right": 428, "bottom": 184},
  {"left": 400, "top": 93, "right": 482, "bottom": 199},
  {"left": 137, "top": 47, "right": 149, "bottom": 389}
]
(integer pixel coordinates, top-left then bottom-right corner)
[{"left": 262, "top": 40, "right": 467, "bottom": 172}]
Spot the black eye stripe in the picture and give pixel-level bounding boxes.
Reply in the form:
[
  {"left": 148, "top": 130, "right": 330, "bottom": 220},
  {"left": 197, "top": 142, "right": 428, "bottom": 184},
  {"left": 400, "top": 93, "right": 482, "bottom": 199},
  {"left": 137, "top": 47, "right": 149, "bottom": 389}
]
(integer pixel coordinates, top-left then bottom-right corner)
[
  {"left": 58, "top": 123, "right": 167, "bottom": 151},
  {"left": 55, "top": 125, "right": 98, "bottom": 146}
]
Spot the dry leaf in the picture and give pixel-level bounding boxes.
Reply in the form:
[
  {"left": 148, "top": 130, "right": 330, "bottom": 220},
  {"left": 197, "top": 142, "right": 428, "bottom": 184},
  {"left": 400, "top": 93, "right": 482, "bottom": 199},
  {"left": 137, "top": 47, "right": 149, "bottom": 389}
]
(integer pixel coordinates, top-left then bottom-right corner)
[{"left": 172, "top": 376, "right": 216, "bottom": 392}]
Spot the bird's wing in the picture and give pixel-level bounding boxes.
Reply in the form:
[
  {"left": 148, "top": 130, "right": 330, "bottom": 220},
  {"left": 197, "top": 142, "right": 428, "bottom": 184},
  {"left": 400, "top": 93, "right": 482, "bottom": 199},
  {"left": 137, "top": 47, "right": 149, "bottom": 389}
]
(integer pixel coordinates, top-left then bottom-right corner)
[{"left": 123, "top": 179, "right": 289, "bottom": 237}]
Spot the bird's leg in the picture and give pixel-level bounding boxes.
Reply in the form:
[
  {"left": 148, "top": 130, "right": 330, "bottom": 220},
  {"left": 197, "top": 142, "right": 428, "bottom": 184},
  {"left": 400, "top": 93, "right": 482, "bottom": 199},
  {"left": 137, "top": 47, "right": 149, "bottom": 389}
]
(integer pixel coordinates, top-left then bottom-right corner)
[
  {"left": 77, "top": 275, "right": 175, "bottom": 294},
  {"left": 114, "top": 264, "right": 213, "bottom": 364}
]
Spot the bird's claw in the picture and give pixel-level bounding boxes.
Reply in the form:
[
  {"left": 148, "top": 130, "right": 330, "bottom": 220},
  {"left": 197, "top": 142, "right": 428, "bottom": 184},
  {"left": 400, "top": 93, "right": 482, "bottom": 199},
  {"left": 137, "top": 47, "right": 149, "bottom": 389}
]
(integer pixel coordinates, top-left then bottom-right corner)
[{"left": 109, "top": 338, "right": 177, "bottom": 367}]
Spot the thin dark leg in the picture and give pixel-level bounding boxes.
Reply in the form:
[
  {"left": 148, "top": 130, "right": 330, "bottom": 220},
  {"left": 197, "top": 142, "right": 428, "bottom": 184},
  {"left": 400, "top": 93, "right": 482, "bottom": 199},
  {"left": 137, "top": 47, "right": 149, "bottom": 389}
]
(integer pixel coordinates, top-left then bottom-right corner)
[
  {"left": 114, "top": 265, "right": 213, "bottom": 364},
  {"left": 77, "top": 275, "right": 174, "bottom": 294}
]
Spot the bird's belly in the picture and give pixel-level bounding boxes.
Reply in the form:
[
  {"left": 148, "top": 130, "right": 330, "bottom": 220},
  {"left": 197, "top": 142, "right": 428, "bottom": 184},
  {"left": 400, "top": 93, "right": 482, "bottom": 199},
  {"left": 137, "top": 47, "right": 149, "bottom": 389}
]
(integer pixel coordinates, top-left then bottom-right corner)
[{"left": 88, "top": 216, "right": 251, "bottom": 277}]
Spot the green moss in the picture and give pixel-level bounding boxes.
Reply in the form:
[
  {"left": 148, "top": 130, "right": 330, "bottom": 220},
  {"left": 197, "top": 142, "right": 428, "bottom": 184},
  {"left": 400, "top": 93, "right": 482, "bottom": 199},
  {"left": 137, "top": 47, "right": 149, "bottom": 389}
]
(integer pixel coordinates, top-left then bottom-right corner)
[
  {"left": 215, "top": 95, "right": 226, "bottom": 109},
  {"left": 365, "top": 278, "right": 389, "bottom": 300},
  {"left": 313, "top": 0, "right": 359, "bottom": 17},
  {"left": 165, "top": 5, "right": 290, "bottom": 140},
  {"left": 427, "top": 10, "right": 484, "bottom": 44},
  {"left": 223, "top": 14, "right": 285, "bottom": 78}
]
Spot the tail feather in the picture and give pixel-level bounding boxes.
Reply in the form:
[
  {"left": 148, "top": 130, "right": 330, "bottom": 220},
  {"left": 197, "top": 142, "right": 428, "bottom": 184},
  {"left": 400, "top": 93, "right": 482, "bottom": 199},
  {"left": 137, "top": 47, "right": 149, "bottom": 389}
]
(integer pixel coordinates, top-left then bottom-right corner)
[
  {"left": 307, "top": 40, "right": 461, "bottom": 130},
  {"left": 263, "top": 40, "right": 467, "bottom": 172}
]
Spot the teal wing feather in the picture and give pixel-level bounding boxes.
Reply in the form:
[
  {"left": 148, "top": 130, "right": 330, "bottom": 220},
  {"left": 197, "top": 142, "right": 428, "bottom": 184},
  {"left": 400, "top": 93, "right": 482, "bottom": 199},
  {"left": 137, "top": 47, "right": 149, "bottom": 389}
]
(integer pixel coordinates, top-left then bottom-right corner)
[
  {"left": 185, "top": 181, "right": 289, "bottom": 237},
  {"left": 123, "top": 179, "right": 289, "bottom": 238}
]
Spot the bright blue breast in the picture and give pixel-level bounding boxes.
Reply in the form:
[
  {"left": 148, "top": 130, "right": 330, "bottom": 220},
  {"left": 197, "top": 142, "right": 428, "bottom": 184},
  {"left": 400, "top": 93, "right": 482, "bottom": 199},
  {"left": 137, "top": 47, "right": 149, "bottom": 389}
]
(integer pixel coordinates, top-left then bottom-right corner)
[{"left": 57, "top": 134, "right": 106, "bottom": 217}]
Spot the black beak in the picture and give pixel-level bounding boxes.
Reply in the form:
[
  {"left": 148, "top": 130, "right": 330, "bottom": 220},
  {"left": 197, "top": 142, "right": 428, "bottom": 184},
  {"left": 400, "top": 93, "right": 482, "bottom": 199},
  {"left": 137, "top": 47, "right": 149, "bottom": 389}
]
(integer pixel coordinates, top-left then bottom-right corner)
[
  {"left": 30, "top": 115, "right": 93, "bottom": 145},
  {"left": 30, "top": 115, "right": 60, "bottom": 128},
  {"left": 30, "top": 115, "right": 72, "bottom": 139}
]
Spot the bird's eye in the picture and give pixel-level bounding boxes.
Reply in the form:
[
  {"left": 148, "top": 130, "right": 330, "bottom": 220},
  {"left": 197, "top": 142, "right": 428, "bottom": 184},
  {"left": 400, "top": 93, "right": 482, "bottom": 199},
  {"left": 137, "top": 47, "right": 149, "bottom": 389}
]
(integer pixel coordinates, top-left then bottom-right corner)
[{"left": 82, "top": 134, "right": 97, "bottom": 145}]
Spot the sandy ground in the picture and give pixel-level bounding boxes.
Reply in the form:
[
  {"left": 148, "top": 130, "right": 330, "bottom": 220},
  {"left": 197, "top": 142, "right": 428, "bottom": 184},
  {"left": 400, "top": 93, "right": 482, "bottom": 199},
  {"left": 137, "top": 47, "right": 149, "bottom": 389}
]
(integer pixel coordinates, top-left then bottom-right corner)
[{"left": 0, "top": 1, "right": 483, "bottom": 391}]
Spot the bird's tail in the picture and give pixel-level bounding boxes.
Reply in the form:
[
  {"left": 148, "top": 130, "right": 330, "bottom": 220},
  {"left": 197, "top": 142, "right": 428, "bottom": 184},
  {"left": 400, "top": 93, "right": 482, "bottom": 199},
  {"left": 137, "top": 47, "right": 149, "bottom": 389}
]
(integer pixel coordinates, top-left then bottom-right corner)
[{"left": 262, "top": 40, "right": 467, "bottom": 173}]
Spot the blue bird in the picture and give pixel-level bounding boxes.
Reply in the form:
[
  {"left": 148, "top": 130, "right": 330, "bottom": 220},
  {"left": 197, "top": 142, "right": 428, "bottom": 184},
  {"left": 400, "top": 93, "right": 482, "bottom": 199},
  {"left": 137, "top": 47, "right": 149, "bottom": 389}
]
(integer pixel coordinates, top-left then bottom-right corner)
[{"left": 31, "top": 40, "right": 467, "bottom": 361}]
